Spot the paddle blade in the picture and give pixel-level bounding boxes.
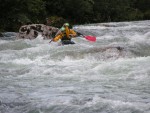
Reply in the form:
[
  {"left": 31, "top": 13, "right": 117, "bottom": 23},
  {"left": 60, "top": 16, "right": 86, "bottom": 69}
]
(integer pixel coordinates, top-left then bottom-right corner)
[{"left": 84, "top": 35, "right": 96, "bottom": 42}]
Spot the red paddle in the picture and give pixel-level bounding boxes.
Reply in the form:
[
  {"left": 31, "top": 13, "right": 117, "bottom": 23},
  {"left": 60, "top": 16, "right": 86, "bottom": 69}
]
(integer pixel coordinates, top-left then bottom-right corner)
[{"left": 82, "top": 35, "right": 96, "bottom": 42}]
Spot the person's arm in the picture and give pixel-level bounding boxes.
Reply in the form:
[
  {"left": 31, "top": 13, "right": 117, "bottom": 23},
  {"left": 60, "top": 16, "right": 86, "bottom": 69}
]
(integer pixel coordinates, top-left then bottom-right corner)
[
  {"left": 53, "top": 34, "right": 63, "bottom": 42},
  {"left": 69, "top": 29, "right": 77, "bottom": 37}
]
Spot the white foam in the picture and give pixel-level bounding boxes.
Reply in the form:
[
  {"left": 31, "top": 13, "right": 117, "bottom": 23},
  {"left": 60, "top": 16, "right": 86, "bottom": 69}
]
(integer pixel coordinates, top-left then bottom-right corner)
[
  {"left": 1, "top": 20, "right": 150, "bottom": 113},
  {"left": 12, "top": 58, "right": 34, "bottom": 65}
]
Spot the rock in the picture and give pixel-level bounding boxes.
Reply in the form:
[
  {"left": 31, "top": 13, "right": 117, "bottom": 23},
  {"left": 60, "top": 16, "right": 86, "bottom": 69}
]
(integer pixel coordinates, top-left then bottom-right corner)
[
  {"left": 17, "top": 24, "right": 59, "bottom": 39},
  {"left": 0, "top": 32, "right": 3, "bottom": 37}
]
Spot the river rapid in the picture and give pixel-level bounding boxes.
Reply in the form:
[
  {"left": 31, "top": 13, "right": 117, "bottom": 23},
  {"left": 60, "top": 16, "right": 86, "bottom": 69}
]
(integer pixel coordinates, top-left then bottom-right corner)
[{"left": 0, "top": 20, "right": 150, "bottom": 113}]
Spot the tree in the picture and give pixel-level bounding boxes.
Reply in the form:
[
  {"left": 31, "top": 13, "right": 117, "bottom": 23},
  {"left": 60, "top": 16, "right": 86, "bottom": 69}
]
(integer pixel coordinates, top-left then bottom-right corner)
[
  {"left": 0, "top": 0, "right": 46, "bottom": 31},
  {"left": 63, "top": 0, "right": 94, "bottom": 23}
]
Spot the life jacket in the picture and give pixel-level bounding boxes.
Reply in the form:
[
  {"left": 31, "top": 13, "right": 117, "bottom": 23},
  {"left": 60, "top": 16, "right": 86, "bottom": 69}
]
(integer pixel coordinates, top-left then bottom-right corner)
[
  {"left": 61, "top": 27, "right": 71, "bottom": 41},
  {"left": 53, "top": 27, "right": 76, "bottom": 42}
]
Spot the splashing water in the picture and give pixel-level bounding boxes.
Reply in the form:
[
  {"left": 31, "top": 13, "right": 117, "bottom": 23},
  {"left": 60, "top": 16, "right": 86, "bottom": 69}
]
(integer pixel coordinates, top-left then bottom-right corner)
[{"left": 0, "top": 21, "right": 150, "bottom": 113}]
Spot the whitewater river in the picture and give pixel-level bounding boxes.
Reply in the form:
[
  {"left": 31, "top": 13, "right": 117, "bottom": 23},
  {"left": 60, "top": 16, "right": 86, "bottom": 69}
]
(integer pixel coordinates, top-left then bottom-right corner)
[{"left": 0, "top": 20, "right": 150, "bottom": 113}]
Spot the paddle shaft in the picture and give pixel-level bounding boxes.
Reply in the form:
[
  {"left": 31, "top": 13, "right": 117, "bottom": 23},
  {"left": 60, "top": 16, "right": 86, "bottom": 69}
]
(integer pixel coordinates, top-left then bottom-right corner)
[{"left": 49, "top": 39, "right": 53, "bottom": 43}]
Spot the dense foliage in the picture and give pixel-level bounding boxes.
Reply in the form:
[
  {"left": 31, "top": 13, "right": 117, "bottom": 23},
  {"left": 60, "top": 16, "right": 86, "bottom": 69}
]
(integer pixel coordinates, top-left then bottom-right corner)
[{"left": 0, "top": 0, "right": 150, "bottom": 31}]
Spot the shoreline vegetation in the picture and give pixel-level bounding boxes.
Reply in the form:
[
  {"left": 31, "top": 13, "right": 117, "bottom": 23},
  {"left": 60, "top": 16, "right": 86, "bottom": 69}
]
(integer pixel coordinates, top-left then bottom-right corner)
[{"left": 0, "top": 0, "right": 150, "bottom": 32}]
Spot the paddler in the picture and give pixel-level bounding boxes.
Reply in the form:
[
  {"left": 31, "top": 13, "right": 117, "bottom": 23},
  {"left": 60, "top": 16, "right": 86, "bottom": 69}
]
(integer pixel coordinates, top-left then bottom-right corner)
[{"left": 51, "top": 23, "right": 77, "bottom": 45}]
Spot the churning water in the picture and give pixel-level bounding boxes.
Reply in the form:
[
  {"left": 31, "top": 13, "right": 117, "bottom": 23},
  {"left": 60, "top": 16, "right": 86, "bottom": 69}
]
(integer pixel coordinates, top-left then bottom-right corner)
[{"left": 0, "top": 20, "right": 150, "bottom": 113}]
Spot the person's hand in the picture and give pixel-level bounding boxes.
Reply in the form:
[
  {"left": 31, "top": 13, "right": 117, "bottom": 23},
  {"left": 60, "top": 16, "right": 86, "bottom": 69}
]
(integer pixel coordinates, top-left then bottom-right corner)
[{"left": 69, "top": 34, "right": 74, "bottom": 37}]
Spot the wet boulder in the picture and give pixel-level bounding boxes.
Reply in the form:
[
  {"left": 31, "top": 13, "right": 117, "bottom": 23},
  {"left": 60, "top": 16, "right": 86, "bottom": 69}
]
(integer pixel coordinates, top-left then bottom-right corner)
[{"left": 17, "top": 24, "right": 59, "bottom": 40}]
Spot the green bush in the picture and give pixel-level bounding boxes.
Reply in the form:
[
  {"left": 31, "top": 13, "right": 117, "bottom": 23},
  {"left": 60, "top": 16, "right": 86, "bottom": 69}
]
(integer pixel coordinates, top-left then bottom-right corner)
[
  {"left": 46, "top": 16, "right": 67, "bottom": 28},
  {"left": 144, "top": 10, "right": 150, "bottom": 19}
]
